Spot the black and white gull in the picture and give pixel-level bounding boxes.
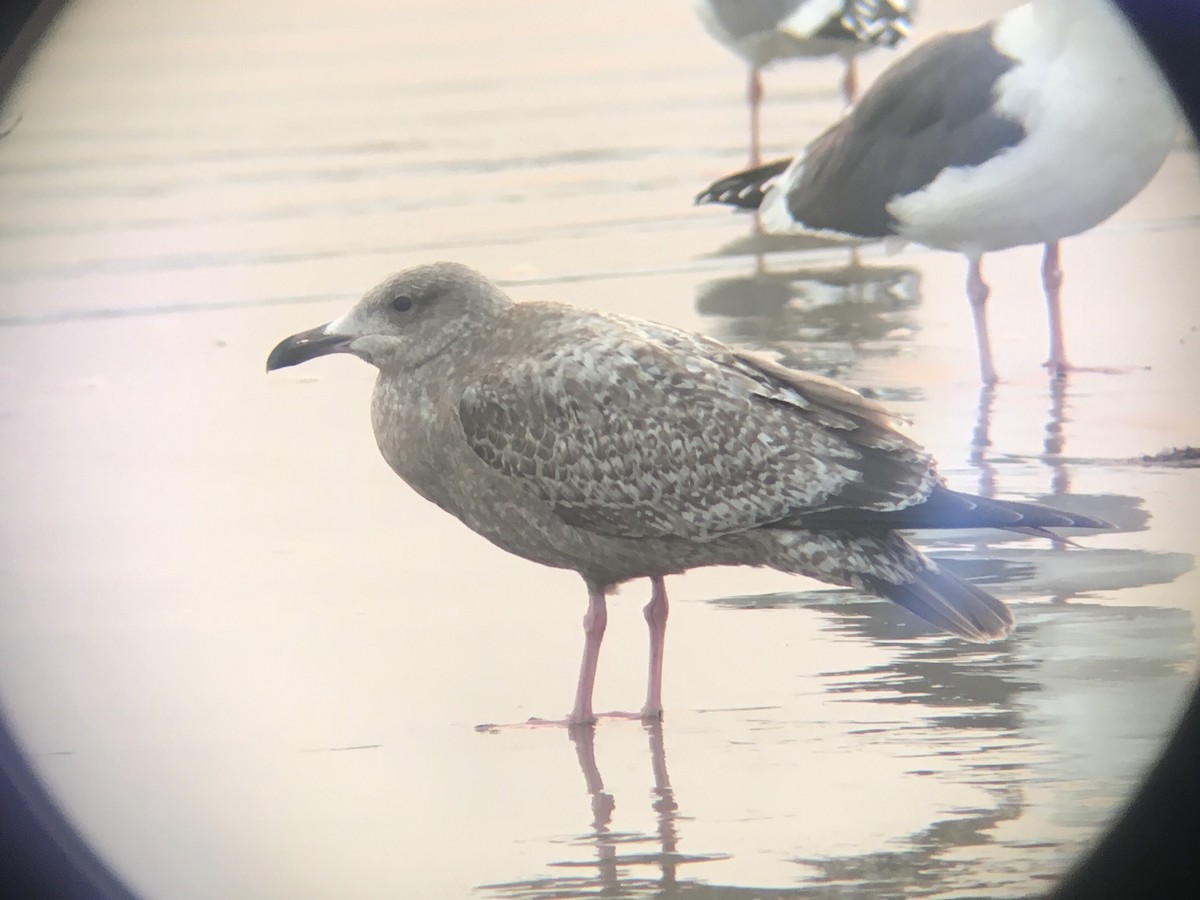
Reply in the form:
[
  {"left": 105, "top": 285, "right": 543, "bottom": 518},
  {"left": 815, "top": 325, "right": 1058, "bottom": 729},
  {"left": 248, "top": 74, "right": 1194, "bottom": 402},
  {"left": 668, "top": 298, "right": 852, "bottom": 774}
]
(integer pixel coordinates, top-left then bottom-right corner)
[
  {"left": 695, "top": 0, "right": 915, "bottom": 165},
  {"left": 266, "top": 262, "right": 1106, "bottom": 725},
  {"left": 696, "top": 0, "right": 1179, "bottom": 383}
]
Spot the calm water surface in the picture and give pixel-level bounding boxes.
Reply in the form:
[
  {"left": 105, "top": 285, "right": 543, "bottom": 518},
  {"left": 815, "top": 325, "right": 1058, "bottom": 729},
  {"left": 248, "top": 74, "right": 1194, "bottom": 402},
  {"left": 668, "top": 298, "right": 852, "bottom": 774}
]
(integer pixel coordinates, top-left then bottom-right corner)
[{"left": 1, "top": 1, "right": 1198, "bottom": 897}]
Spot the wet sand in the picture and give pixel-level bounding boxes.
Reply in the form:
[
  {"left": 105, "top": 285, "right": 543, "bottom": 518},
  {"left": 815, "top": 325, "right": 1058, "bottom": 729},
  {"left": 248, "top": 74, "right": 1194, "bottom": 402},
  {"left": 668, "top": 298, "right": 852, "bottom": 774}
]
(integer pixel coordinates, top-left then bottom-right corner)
[{"left": 1, "top": 1, "right": 1199, "bottom": 897}]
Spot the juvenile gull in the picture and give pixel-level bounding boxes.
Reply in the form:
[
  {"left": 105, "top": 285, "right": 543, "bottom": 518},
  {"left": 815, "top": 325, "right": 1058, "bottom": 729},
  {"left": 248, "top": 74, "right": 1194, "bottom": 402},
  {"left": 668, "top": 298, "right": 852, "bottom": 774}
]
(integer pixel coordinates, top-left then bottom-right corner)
[
  {"left": 695, "top": 0, "right": 1179, "bottom": 383},
  {"left": 266, "top": 262, "right": 1105, "bottom": 725},
  {"left": 695, "top": 0, "right": 915, "bottom": 165}
]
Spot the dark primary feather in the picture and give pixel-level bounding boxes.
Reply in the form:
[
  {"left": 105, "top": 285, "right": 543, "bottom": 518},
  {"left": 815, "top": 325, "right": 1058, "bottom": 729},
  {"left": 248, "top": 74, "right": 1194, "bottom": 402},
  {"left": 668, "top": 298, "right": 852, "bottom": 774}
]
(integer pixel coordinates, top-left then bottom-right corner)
[
  {"left": 695, "top": 157, "right": 792, "bottom": 209},
  {"left": 793, "top": 485, "right": 1112, "bottom": 531}
]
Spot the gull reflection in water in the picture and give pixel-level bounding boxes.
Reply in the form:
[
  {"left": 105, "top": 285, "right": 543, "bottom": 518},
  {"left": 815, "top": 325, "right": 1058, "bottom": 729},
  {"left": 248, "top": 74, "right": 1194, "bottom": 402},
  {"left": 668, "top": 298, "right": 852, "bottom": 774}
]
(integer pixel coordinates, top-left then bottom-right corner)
[
  {"left": 479, "top": 720, "right": 728, "bottom": 898},
  {"left": 969, "top": 378, "right": 1071, "bottom": 500},
  {"left": 958, "top": 376, "right": 1192, "bottom": 603},
  {"left": 693, "top": 240, "right": 921, "bottom": 382},
  {"left": 715, "top": 592, "right": 1193, "bottom": 895}
]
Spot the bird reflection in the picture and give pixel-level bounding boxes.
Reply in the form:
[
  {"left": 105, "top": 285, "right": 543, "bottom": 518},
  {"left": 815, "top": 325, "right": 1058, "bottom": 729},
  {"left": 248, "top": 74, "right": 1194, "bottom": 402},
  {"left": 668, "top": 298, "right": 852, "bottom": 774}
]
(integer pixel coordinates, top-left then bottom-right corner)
[
  {"left": 969, "top": 384, "right": 998, "bottom": 501},
  {"left": 791, "top": 787, "right": 1024, "bottom": 894},
  {"left": 971, "top": 377, "right": 1071, "bottom": 498},
  {"left": 958, "top": 376, "right": 1185, "bottom": 597},
  {"left": 477, "top": 715, "right": 1022, "bottom": 899},
  {"left": 694, "top": 250, "right": 921, "bottom": 381},
  {"left": 479, "top": 720, "right": 726, "bottom": 898},
  {"left": 567, "top": 724, "right": 618, "bottom": 889},
  {"left": 566, "top": 721, "right": 689, "bottom": 894},
  {"left": 711, "top": 590, "right": 1194, "bottom": 892},
  {"left": 1042, "top": 376, "right": 1070, "bottom": 495},
  {"left": 968, "top": 380, "right": 1071, "bottom": 552}
]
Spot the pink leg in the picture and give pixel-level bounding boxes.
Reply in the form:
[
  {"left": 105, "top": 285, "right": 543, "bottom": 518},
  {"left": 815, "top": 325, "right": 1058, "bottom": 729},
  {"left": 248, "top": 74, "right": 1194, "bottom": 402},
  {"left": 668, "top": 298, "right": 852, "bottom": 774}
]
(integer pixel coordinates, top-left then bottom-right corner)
[
  {"left": 967, "top": 254, "right": 999, "bottom": 385},
  {"left": 747, "top": 67, "right": 763, "bottom": 167},
  {"left": 641, "top": 576, "right": 669, "bottom": 719},
  {"left": 1042, "top": 241, "right": 1069, "bottom": 377},
  {"left": 570, "top": 584, "right": 608, "bottom": 726},
  {"left": 842, "top": 58, "right": 858, "bottom": 105}
]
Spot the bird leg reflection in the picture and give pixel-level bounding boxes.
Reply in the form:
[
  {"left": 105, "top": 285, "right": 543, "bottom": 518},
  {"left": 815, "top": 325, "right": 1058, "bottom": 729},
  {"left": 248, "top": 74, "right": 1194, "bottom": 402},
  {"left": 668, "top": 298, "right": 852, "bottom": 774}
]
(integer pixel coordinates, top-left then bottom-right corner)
[
  {"left": 965, "top": 379, "right": 1075, "bottom": 555},
  {"left": 967, "top": 254, "right": 999, "bottom": 385},
  {"left": 569, "top": 724, "right": 617, "bottom": 834},
  {"left": 1042, "top": 378, "right": 1072, "bottom": 534},
  {"left": 642, "top": 576, "right": 669, "bottom": 719},
  {"left": 970, "top": 383, "right": 998, "bottom": 500},
  {"left": 645, "top": 719, "right": 680, "bottom": 890},
  {"left": 566, "top": 719, "right": 687, "bottom": 893}
]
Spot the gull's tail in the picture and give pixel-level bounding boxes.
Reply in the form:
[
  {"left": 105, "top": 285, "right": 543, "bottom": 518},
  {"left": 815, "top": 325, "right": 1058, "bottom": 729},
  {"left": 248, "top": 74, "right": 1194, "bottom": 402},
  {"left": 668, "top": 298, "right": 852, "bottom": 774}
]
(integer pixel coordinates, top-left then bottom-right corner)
[
  {"left": 767, "top": 528, "right": 1013, "bottom": 642},
  {"left": 861, "top": 561, "right": 1014, "bottom": 642}
]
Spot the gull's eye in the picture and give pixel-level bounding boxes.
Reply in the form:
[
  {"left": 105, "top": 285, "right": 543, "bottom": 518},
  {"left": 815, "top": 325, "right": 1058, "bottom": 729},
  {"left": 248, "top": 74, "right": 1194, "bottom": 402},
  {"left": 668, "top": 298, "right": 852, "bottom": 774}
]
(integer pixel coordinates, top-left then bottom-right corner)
[{"left": 391, "top": 295, "right": 414, "bottom": 313}]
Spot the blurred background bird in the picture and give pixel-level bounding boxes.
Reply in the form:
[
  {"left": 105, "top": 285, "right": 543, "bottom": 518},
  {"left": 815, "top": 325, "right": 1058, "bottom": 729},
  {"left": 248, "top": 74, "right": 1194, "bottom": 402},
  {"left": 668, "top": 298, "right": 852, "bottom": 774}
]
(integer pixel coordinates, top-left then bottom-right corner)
[{"left": 694, "top": 0, "right": 916, "bottom": 165}]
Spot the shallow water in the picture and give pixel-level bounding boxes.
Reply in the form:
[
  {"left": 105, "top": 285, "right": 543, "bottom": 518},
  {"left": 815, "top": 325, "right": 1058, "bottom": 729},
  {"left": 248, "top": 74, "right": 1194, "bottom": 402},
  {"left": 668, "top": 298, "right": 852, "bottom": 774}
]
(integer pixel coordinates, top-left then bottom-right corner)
[{"left": 1, "top": 1, "right": 1199, "bottom": 897}]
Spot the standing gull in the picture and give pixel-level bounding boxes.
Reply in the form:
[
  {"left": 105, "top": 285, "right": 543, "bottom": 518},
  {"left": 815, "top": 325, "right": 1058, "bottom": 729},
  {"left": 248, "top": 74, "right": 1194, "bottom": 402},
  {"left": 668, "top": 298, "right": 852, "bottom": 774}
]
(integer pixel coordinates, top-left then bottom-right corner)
[
  {"left": 266, "top": 262, "right": 1105, "bottom": 725},
  {"left": 695, "top": 0, "right": 1179, "bottom": 383},
  {"left": 695, "top": 0, "right": 915, "bottom": 165}
]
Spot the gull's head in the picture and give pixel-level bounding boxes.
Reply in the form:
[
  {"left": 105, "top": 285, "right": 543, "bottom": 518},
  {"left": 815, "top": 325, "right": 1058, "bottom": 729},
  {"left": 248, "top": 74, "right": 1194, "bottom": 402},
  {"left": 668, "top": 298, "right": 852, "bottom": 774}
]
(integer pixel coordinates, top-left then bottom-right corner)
[{"left": 266, "top": 262, "right": 512, "bottom": 373}]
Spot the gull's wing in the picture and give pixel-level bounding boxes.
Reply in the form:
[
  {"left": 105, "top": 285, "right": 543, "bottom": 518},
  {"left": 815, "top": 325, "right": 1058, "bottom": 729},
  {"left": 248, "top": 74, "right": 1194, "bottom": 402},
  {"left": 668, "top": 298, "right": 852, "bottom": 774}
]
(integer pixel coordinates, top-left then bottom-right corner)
[
  {"left": 457, "top": 312, "right": 936, "bottom": 542},
  {"left": 761, "top": 23, "right": 1028, "bottom": 237}
]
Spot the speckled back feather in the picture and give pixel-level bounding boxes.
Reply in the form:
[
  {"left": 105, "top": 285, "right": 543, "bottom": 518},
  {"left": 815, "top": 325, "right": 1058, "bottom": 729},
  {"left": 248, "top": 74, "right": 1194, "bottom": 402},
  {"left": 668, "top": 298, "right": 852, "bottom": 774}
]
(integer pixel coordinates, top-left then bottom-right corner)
[{"left": 458, "top": 307, "right": 937, "bottom": 543}]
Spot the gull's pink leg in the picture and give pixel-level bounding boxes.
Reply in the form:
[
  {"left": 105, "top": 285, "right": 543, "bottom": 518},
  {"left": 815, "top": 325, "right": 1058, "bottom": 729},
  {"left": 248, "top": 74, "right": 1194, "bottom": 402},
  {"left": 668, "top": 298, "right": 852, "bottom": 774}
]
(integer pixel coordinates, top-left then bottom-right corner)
[
  {"left": 842, "top": 58, "right": 858, "bottom": 105},
  {"left": 570, "top": 584, "right": 608, "bottom": 726},
  {"left": 747, "top": 67, "right": 763, "bottom": 167},
  {"left": 1041, "top": 241, "right": 1069, "bottom": 377},
  {"left": 641, "top": 576, "right": 669, "bottom": 719},
  {"left": 967, "top": 254, "right": 999, "bottom": 385}
]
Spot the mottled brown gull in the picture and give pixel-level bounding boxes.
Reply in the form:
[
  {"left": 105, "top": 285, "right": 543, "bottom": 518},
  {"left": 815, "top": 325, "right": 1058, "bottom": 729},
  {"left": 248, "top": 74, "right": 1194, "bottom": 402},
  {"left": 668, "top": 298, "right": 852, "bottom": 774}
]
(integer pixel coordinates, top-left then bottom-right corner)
[{"left": 266, "top": 262, "right": 1105, "bottom": 725}]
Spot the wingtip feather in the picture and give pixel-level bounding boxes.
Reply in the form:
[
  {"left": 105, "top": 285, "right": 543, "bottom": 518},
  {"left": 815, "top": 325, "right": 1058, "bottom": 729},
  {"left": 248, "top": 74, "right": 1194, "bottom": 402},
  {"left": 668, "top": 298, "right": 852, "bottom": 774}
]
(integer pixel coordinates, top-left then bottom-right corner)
[{"left": 868, "top": 566, "right": 1014, "bottom": 643}]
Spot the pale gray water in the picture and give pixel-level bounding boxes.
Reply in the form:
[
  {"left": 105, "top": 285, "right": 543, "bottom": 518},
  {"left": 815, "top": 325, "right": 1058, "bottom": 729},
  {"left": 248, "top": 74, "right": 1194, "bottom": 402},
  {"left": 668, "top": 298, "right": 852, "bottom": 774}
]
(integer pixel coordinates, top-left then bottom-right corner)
[{"left": 1, "top": 1, "right": 1198, "bottom": 897}]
